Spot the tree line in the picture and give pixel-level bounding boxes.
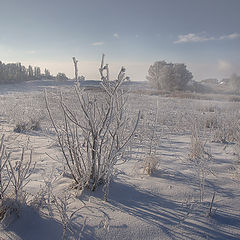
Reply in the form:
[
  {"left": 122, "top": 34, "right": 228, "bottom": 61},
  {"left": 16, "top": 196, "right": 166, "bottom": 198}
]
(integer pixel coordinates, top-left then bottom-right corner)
[{"left": 0, "top": 61, "right": 53, "bottom": 84}]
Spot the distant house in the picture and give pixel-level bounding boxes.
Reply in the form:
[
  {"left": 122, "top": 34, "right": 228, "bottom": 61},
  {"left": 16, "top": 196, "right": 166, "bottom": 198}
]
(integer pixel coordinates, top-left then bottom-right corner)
[
  {"left": 201, "top": 78, "right": 219, "bottom": 85},
  {"left": 219, "top": 78, "right": 231, "bottom": 85}
]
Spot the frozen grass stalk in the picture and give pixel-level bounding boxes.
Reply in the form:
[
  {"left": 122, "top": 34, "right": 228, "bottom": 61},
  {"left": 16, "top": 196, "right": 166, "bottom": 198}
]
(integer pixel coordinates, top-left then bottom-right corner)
[
  {"left": 188, "top": 125, "right": 213, "bottom": 202},
  {"left": 142, "top": 97, "right": 159, "bottom": 176}
]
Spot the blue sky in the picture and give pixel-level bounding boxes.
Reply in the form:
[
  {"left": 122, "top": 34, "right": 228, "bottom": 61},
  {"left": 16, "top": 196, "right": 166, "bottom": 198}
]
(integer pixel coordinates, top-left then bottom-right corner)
[{"left": 0, "top": 0, "right": 240, "bottom": 81}]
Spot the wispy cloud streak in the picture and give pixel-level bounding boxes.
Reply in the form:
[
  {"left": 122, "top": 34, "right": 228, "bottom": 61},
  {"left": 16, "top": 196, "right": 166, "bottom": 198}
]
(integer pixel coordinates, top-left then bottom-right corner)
[
  {"left": 219, "top": 33, "right": 240, "bottom": 40},
  {"left": 174, "top": 32, "right": 240, "bottom": 44},
  {"left": 92, "top": 42, "right": 104, "bottom": 46}
]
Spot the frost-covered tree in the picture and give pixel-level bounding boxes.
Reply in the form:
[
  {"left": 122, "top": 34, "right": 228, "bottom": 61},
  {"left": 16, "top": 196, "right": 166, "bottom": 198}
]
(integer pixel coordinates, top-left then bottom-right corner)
[
  {"left": 28, "top": 65, "right": 34, "bottom": 79},
  {"left": 78, "top": 75, "right": 85, "bottom": 81},
  {"left": 0, "top": 61, "right": 28, "bottom": 83},
  {"left": 146, "top": 61, "right": 193, "bottom": 91},
  {"left": 0, "top": 61, "right": 50, "bottom": 83},
  {"left": 56, "top": 72, "right": 68, "bottom": 81},
  {"left": 44, "top": 68, "right": 50, "bottom": 78},
  {"left": 34, "top": 66, "right": 41, "bottom": 79}
]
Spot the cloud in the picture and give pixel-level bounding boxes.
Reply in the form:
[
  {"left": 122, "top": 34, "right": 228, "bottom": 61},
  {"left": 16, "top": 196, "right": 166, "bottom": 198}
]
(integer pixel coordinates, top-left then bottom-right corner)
[
  {"left": 92, "top": 42, "right": 104, "bottom": 46},
  {"left": 174, "top": 33, "right": 215, "bottom": 43},
  {"left": 113, "top": 33, "right": 119, "bottom": 39},
  {"left": 219, "top": 33, "right": 240, "bottom": 40},
  {"left": 174, "top": 32, "right": 240, "bottom": 44}
]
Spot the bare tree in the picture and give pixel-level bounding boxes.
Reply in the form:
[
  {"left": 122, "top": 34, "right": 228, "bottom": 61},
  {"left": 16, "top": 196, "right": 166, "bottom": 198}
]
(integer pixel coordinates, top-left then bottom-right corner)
[{"left": 45, "top": 54, "right": 140, "bottom": 193}]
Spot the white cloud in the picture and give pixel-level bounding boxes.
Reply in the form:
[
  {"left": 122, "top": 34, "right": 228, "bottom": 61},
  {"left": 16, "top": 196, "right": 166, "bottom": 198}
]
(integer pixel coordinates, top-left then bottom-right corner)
[
  {"left": 113, "top": 33, "right": 119, "bottom": 39},
  {"left": 92, "top": 41, "right": 104, "bottom": 46},
  {"left": 174, "top": 33, "right": 215, "bottom": 43},
  {"left": 219, "top": 33, "right": 240, "bottom": 40},
  {"left": 174, "top": 32, "right": 240, "bottom": 44}
]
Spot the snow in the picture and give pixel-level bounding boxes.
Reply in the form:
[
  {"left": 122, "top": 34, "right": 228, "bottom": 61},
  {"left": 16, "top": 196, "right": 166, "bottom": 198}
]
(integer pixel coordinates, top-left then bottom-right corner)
[{"left": 0, "top": 80, "right": 240, "bottom": 239}]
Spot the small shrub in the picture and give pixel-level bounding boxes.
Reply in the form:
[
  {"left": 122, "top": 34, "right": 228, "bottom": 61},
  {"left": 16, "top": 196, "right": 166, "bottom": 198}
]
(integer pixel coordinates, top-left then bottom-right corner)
[
  {"left": 0, "top": 135, "right": 34, "bottom": 226},
  {"left": 207, "top": 106, "right": 215, "bottom": 113},
  {"left": 203, "top": 105, "right": 218, "bottom": 113},
  {"left": 14, "top": 118, "right": 41, "bottom": 133},
  {"left": 229, "top": 96, "right": 240, "bottom": 102},
  {"left": 56, "top": 72, "right": 68, "bottom": 81},
  {"left": 212, "top": 126, "right": 237, "bottom": 143},
  {"left": 188, "top": 127, "right": 213, "bottom": 202},
  {"left": 205, "top": 115, "right": 218, "bottom": 129},
  {"left": 142, "top": 154, "right": 158, "bottom": 176}
]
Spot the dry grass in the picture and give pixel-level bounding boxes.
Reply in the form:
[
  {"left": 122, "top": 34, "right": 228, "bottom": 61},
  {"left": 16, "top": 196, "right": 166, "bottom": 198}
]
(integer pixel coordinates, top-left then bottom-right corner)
[{"left": 131, "top": 87, "right": 240, "bottom": 102}]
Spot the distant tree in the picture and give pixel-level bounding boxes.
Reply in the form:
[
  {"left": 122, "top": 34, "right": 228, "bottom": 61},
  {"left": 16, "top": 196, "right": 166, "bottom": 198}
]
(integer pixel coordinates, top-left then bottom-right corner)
[
  {"left": 0, "top": 62, "right": 28, "bottom": 83},
  {"left": 56, "top": 72, "right": 68, "bottom": 81},
  {"left": 28, "top": 65, "right": 34, "bottom": 79},
  {"left": 44, "top": 68, "right": 50, "bottom": 78},
  {"left": 78, "top": 75, "right": 85, "bottom": 81},
  {"left": 0, "top": 61, "right": 50, "bottom": 84},
  {"left": 146, "top": 61, "right": 193, "bottom": 91},
  {"left": 34, "top": 66, "right": 41, "bottom": 79}
]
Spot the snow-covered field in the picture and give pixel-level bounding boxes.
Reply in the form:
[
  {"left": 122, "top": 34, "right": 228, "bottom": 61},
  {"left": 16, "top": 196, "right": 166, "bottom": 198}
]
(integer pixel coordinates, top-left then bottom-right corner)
[{"left": 0, "top": 80, "right": 240, "bottom": 240}]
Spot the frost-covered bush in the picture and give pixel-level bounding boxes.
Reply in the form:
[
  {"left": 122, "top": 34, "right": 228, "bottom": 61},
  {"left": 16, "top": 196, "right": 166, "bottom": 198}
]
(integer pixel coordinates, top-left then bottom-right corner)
[
  {"left": 56, "top": 72, "right": 68, "bottom": 81},
  {"left": 14, "top": 118, "right": 41, "bottom": 133},
  {"left": 46, "top": 55, "right": 140, "bottom": 193},
  {"left": 205, "top": 114, "right": 218, "bottom": 129},
  {"left": 0, "top": 135, "right": 34, "bottom": 226},
  {"left": 0, "top": 92, "right": 45, "bottom": 133}
]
